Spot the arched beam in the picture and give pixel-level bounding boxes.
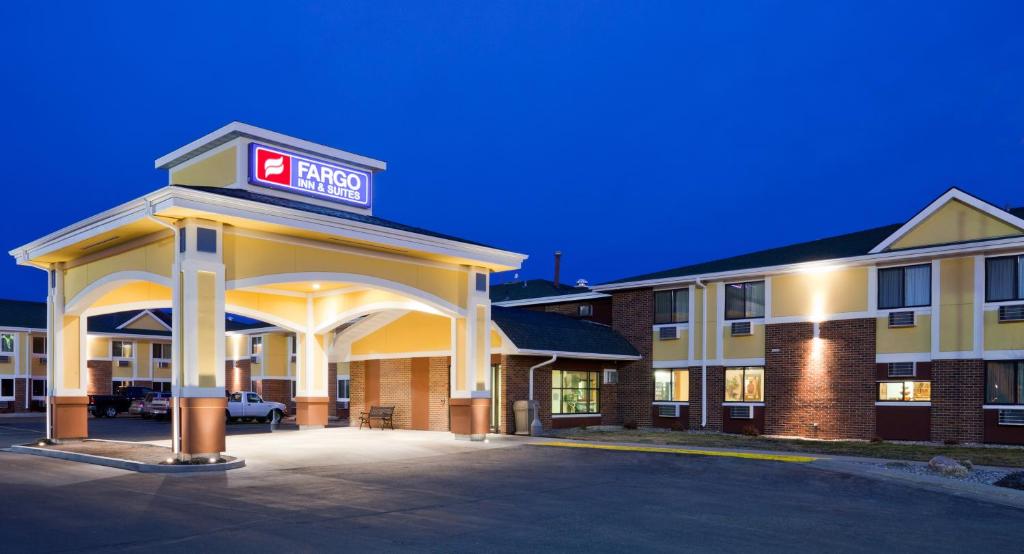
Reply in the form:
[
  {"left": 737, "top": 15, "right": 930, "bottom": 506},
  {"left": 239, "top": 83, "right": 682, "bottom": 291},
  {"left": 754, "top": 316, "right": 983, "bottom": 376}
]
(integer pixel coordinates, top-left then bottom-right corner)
[{"left": 65, "top": 271, "right": 173, "bottom": 316}]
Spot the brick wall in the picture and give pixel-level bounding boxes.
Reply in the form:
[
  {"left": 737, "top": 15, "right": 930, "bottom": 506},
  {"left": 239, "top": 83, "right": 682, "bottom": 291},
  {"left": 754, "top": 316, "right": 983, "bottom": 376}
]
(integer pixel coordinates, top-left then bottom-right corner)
[
  {"left": 525, "top": 297, "right": 613, "bottom": 325},
  {"left": 932, "top": 359, "right": 985, "bottom": 443},
  {"left": 764, "top": 318, "right": 876, "bottom": 440},
  {"left": 499, "top": 354, "right": 619, "bottom": 432},
  {"left": 0, "top": 378, "right": 29, "bottom": 413},
  {"left": 611, "top": 288, "right": 654, "bottom": 427},
  {"left": 225, "top": 359, "right": 251, "bottom": 393},
  {"left": 349, "top": 357, "right": 450, "bottom": 431},
  {"left": 428, "top": 357, "right": 450, "bottom": 431},
  {"left": 379, "top": 358, "right": 412, "bottom": 429},
  {"left": 87, "top": 360, "right": 112, "bottom": 395},
  {"left": 349, "top": 360, "right": 366, "bottom": 421}
]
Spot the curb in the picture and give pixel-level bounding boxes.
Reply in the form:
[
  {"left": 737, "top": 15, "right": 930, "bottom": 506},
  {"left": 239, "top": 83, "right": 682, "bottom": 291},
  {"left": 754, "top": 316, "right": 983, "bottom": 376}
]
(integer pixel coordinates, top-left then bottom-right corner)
[
  {"left": 532, "top": 440, "right": 817, "bottom": 463},
  {"left": 9, "top": 444, "right": 246, "bottom": 473}
]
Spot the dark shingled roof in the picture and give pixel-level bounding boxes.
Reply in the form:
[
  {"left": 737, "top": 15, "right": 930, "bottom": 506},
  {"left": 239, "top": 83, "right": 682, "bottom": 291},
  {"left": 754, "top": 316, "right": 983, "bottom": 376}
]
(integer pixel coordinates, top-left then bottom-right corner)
[
  {"left": 175, "top": 185, "right": 496, "bottom": 249},
  {"left": 490, "top": 279, "right": 590, "bottom": 302},
  {"left": 605, "top": 204, "right": 1024, "bottom": 286},
  {"left": 492, "top": 306, "right": 638, "bottom": 358},
  {"left": 0, "top": 299, "right": 47, "bottom": 329}
]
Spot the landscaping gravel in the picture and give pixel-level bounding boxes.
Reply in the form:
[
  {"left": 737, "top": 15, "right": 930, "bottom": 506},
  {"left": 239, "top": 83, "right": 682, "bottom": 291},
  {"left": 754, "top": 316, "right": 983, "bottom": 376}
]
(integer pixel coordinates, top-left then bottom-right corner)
[{"left": 874, "top": 460, "right": 1012, "bottom": 485}]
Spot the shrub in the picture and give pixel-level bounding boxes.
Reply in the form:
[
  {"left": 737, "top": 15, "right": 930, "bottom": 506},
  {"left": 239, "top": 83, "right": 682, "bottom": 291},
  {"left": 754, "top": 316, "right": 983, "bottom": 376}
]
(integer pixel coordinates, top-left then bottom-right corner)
[
  {"left": 870, "top": 435, "right": 884, "bottom": 444},
  {"left": 741, "top": 424, "right": 760, "bottom": 437},
  {"left": 623, "top": 418, "right": 638, "bottom": 430},
  {"left": 670, "top": 421, "right": 687, "bottom": 432}
]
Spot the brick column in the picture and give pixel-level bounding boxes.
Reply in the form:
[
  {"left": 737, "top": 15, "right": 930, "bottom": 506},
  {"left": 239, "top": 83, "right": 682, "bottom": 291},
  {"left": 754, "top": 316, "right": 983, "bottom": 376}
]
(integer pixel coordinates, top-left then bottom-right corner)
[
  {"left": 611, "top": 288, "right": 654, "bottom": 427},
  {"left": 931, "top": 359, "right": 984, "bottom": 443}
]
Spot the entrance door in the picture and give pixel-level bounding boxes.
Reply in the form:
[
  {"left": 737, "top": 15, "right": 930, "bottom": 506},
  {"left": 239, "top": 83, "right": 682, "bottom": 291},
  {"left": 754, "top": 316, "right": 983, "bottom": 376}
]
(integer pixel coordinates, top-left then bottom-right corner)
[{"left": 490, "top": 363, "right": 502, "bottom": 432}]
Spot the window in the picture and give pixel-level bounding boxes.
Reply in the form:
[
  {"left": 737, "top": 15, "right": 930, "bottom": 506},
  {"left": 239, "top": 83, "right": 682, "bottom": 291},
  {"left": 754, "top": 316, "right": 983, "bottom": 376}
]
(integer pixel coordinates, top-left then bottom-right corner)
[
  {"left": 196, "top": 227, "right": 218, "bottom": 253},
  {"left": 153, "top": 381, "right": 171, "bottom": 393},
  {"left": 0, "top": 378, "right": 13, "bottom": 399},
  {"left": 32, "top": 379, "right": 45, "bottom": 397},
  {"left": 986, "top": 255, "right": 1024, "bottom": 302},
  {"left": 654, "top": 289, "right": 688, "bottom": 324},
  {"left": 112, "top": 380, "right": 131, "bottom": 393},
  {"left": 112, "top": 340, "right": 133, "bottom": 358},
  {"left": 551, "top": 370, "right": 600, "bottom": 415},
  {"left": 32, "top": 336, "right": 46, "bottom": 355},
  {"left": 152, "top": 343, "right": 171, "bottom": 360},
  {"left": 578, "top": 304, "right": 594, "bottom": 317},
  {"left": 250, "top": 336, "right": 263, "bottom": 356},
  {"left": 724, "top": 367, "right": 764, "bottom": 402},
  {"left": 878, "top": 264, "right": 931, "bottom": 309},
  {"left": 337, "top": 378, "right": 350, "bottom": 401},
  {"left": 878, "top": 381, "right": 931, "bottom": 402},
  {"left": 0, "top": 334, "right": 14, "bottom": 354},
  {"left": 725, "top": 281, "right": 765, "bottom": 320},
  {"left": 653, "top": 369, "right": 689, "bottom": 402},
  {"left": 986, "top": 361, "right": 1024, "bottom": 405}
]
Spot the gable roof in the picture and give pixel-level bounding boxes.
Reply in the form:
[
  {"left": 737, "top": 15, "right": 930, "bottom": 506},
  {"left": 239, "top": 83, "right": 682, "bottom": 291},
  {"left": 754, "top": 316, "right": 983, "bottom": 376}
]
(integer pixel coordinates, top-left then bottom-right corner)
[
  {"left": 116, "top": 310, "right": 173, "bottom": 332},
  {"left": 492, "top": 306, "right": 638, "bottom": 359},
  {"left": 490, "top": 279, "right": 595, "bottom": 303},
  {"left": 0, "top": 299, "right": 47, "bottom": 330},
  {"left": 599, "top": 188, "right": 1024, "bottom": 288}
]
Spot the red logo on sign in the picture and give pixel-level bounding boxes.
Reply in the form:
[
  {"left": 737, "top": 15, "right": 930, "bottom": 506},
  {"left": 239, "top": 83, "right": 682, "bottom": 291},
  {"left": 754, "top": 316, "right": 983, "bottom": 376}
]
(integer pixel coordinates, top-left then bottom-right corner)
[{"left": 256, "top": 148, "right": 291, "bottom": 186}]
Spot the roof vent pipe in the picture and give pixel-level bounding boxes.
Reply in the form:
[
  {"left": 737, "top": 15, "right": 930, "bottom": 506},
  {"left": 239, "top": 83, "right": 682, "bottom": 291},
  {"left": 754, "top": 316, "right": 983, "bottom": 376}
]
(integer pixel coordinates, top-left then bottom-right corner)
[{"left": 553, "top": 251, "right": 562, "bottom": 288}]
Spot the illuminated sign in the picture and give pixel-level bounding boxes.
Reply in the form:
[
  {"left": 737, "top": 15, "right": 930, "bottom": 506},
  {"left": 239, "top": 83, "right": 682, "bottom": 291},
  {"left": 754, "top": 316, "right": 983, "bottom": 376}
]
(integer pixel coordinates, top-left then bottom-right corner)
[{"left": 248, "top": 143, "right": 372, "bottom": 209}]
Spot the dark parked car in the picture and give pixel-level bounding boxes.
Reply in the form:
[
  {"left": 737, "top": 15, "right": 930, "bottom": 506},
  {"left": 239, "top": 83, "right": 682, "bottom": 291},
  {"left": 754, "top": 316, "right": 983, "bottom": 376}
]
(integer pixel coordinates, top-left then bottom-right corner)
[{"left": 89, "top": 386, "right": 152, "bottom": 418}]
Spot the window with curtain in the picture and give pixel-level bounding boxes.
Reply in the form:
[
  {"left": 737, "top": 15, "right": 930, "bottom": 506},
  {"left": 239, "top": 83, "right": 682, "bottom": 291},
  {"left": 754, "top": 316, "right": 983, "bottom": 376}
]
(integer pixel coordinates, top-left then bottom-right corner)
[
  {"left": 112, "top": 341, "right": 133, "bottom": 358},
  {"left": 878, "top": 381, "right": 931, "bottom": 402},
  {"left": 250, "top": 336, "right": 263, "bottom": 356},
  {"left": 724, "top": 367, "right": 764, "bottom": 402},
  {"left": 654, "top": 289, "right": 688, "bottom": 324},
  {"left": 986, "top": 361, "right": 1023, "bottom": 405},
  {"left": 551, "top": 370, "right": 600, "bottom": 414},
  {"left": 725, "top": 281, "right": 765, "bottom": 320},
  {"left": 878, "top": 264, "right": 931, "bottom": 309},
  {"left": 0, "top": 334, "right": 14, "bottom": 354},
  {"left": 653, "top": 369, "right": 689, "bottom": 402},
  {"left": 986, "top": 255, "right": 1024, "bottom": 302}
]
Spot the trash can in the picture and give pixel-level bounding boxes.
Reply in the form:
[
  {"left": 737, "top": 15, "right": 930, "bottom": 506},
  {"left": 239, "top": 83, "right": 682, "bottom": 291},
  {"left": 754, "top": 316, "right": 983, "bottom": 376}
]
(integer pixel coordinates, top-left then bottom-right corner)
[{"left": 513, "top": 400, "right": 538, "bottom": 435}]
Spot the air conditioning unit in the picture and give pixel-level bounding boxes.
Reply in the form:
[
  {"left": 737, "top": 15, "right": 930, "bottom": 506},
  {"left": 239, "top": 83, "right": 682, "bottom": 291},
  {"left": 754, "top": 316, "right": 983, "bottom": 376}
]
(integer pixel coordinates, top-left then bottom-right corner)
[
  {"left": 731, "top": 321, "right": 752, "bottom": 336},
  {"left": 0, "top": 356, "right": 10, "bottom": 364},
  {"left": 157, "top": 361, "right": 170, "bottom": 369},
  {"left": 602, "top": 369, "right": 619, "bottom": 385},
  {"left": 998, "top": 304, "right": 1024, "bottom": 323},
  {"left": 290, "top": 354, "right": 297, "bottom": 363},
  {"left": 729, "top": 405, "right": 754, "bottom": 419},
  {"left": 888, "top": 362, "right": 915, "bottom": 378},
  {"left": 998, "top": 410, "right": 1024, "bottom": 426},
  {"left": 888, "top": 311, "right": 915, "bottom": 328},
  {"left": 250, "top": 355, "right": 259, "bottom": 363},
  {"left": 117, "top": 360, "right": 131, "bottom": 367},
  {"left": 656, "top": 404, "right": 679, "bottom": 418},
  {"left": 658, "top": 327, "right": 679, "bottom": 341}
]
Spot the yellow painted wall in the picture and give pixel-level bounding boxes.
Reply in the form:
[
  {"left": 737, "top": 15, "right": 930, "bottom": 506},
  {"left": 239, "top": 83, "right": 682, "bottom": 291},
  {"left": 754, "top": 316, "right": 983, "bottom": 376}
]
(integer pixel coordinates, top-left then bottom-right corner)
[
  {"left": 890, "top": 199, "right": 1023, "bottom": 250},
  {"left": 723, "top": 324, "right": 765, "bottom": 359},
  {"left": 197, "top": 271, "right": 217, "bottom": 387},
  {"left": 169, "top": 145, "right": 237, "bottom": 187},
  {"left": 87, "top": 281, "right": 172, "bottom": 313},
  {"left": 876, "top": 315, "right": 931, "bottom": 353},
  {"left": 692, "top": 286, "right": 717, "bottom": 360},
  {"left": 88, "top": 337, "right": 110, "bottom": 360},
  {"left": 222, "top": 233, "right": 467, "bottom": 308},
  {"left": 314, "top": 289, "right": 417, "bottom": 330},
  {"left": 351, "top": 312, "right": 452, "bottom": 356},
  {"left": 490, "top": 329, "right": 502, "bottom": 349},
  {"left": 653, "top": 328, "right": 689, "bottom": 361},
  {"left": 772, "top": 267, "right": 868, "bottom": 318},
  {"left": 225, "top": 334, "right": 247, "bottom": 362},
  {"left": 61, "top": 316, "right": 81, "bottom": 390},
  {"left": 263, "top": 333, "right": 289, "bottom": 377},
  {"left": 64, "top": 238, "right": 175, "bottom": 304},
  {"left": 985, "top": 311, "right": 1024, "bottom": 351},
  {"left": 123, "top": 313, "right": 169, "bottom": 332},
  {"left": 136, "top": 340, "right": 151, "bottom": 380},
  {"left": 939, "top": 257, "right": 974, "bottom": 352},
  {"left": 226, "top": 290, "right": 306, "bottom": 330}
]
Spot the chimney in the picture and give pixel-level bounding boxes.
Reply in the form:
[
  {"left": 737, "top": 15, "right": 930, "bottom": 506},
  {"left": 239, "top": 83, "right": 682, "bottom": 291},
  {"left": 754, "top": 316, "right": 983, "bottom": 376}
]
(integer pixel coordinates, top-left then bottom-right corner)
[{"left": 553, "top": 251, "right": 562, "bottom": 288}]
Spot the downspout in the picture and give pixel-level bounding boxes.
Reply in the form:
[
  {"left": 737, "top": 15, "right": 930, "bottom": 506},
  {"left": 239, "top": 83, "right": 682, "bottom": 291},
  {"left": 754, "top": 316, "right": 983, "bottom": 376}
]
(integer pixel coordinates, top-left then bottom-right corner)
[
  {"left": 146, "top": 205, "right": 180, "bottom": 455},
  {"left": 696, "top": 279, "right": 708, "bottom": 428},
  {"left": 529, "top": 354, "right": 557, "bottom": 436}
]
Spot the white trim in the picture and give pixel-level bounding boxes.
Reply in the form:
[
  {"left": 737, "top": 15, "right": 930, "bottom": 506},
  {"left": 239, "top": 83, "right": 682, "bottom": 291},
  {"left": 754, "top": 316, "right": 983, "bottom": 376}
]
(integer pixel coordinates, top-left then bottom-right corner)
[
  {"left": 875, "top": 352, "right": 932, "bottom": 363},
  {"left": 551, "top": 413, "right": 603, "bottom": 418},
  {"left": 715, "top": 282, "right": 724, "bottom": 362},
  {"left": 875, "top": 401, "right": 931, "bottom": 407},
  {"left": 867, "top": 266, "right": 878, "bottom": 312},
  {"left": 652, "top": 401, "right": 690, "bottom": 406},
  {"left": 721, "top": 402, "right": 765, "bottom": 408},
  {"left": 984, "top": 350, "right": 1024, "bottom": 360},
  {"left": 869, "top": 188, "right": 1024, "bottom": 254},
  {"left": 768, "top": 311, "right": 874, "bottom": 324},
  {"left": 511, "top": 349, "right": 641, "bottom": 361},
  {"left": 87, "top": 332, "right": 170, "bottom": 341},
  {"left": 974, "top": 255, "right": 986, "bottom": 356},
  {"left": 115, "top": 309, "right": 173, "bottom": 332},
  {"left": 933, "top": 350, "right": 982, "bottom": 360},
  {"left": 492, "top": 291, "right": 609, "bottom": 307},
  {"left": 984, "top": 404, "right": 1024, "bottom": 411},
  {"left": 653, "top": 360, "right": 693, "bottom": 369},
  {"left": 721, "top": 358, "right": 766, "bottom": 367},
  {"left": 930, "top": 259, "right": 941, "bottom": 358},
  {"left": 65, "top": 271, "right": 173, "bottom": 316}
]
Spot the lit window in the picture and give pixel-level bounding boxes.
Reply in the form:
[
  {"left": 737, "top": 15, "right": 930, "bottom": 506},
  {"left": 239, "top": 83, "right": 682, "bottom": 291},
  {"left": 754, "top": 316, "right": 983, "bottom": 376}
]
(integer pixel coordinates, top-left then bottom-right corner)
[
  {"left": 0, "top": 334, "right": 14, "bottom": 354},
  {"left": 250, "top": 336, "right": 263, "bottom": 356},
  {"left": 878, "top": 264, "right": 931, "bottom": 309},
  {"left": 578, "top": 304, "right": 594, "bottom": 317},
  {"left": 112, "top": 341, "right": 133, "bottom": 358},
  {"left": 986, "top": 256, "right": 1024, "bottom": 302},
  {"left": 724, "top": 367, "right": 764, "bottom": 402},
  {"left": 337, "top": 378, "right": 350, "bottom": 401},
  {"left": 654, "top": 289, "right": 688, "bottom": 324},
  {"left": 986, "top": 361, "right": 1023, "bottom": 405},
  {"left": 653, "top": 369, "right": 689, "bottom": 402},
  {"left": 552, "top": 370, "right": 600, "bottom": 415},
  {"left": 725, "top": 282, "right": 765, "bottom": 320},
  {"left": 878, "top": 381, "right": 931, "bottom": 402}
]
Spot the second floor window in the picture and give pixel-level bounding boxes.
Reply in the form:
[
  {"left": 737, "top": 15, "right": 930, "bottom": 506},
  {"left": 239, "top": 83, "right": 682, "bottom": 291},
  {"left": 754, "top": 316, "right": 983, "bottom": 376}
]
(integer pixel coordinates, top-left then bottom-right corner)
[
  {"left": 112, "top": 341, "right": 133, "bottom": 358},
  {"left": 725, "top": 281, "right": 765, "bottom": 320},
  {"left": 986, "top": 255, "right": 1024, "bottom": 302},
  {"left": 0, "top": 334, "right": 14, "bottom": 354},
  {"left": 250, "top": 336, "right": 263, "bottom": 356},
  {"left": 32, "top": 336, "right": 46, "bottom": 355},
  {"left": 152, "top": 343, "right": 171, "bottom": 360},
  {"left": 878, "top": 264, "right": 931, "bottom": 309},
  {"left": 654, "top": 289, "right": 688, "bottom": 324}
]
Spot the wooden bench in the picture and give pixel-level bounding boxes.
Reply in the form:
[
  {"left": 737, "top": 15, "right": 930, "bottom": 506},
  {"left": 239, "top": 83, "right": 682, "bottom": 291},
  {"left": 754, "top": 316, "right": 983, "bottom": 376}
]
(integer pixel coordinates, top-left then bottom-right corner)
[{"left": 359, "top": 406, "right": 396, "bottom": 430}]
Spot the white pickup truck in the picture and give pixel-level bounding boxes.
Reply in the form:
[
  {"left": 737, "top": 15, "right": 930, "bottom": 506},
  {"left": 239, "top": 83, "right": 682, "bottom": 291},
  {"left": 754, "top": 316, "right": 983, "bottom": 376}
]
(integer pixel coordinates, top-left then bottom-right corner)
[{"left": 226, "top": 392, "right": 287, "bottom": 424}]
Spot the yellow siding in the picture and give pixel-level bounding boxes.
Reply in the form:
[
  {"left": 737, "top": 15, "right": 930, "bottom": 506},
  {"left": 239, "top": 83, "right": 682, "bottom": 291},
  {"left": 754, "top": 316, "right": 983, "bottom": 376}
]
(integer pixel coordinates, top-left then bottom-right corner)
[
  {"left": 113, "top": 359, "right": 133, "bottom": 379},
  {"left": 222, "top": 234, "right": 466, "bottom": 308},
  {"left": 64, "top": 238, "right": 175, "bottom": 303},
  {"left": 88, "top": 337, "right": 110, "bottom": 360},
  {"left": 169, "top": 145, "right": 237, "bottom": 187},
  {"left": 351, "top": 312, "right": 452, "bottom": 355},
  {"left": 691, "top": 287, "right": 716, "bottom": 360},
  {"left": 263, "top": 333, "right": 289, "bottom": 377},
  {"left": 723, "top": 324, "right": 765, "bottom": 359},
  {"left": 136, "top": 340, "right": 152, "bottom": 380},
  {"left": 225, "top": 334, "right": 247, "bottom": 361},
  {"left": 490, "top": 330, "right": 502, "bottom": 349},
  {"left": 876, "top": 315, "right": 931, "bottom": 353},
  {"left": 652, "top": 328, "right": 689, "bottom": 361},
  {"left": 88, "top": 281, "right": 172, "bottom": 312},
  {"left": 61, "top": 317, "right": 81, "bottom": 390},
  {"left": 939, "top": 257, "right": 974, "bottom": 352},
  {"left": 985, "top": 311, "right": 1024, "bottom": 351},
  {"left": 197, "top": 271, "right": 216, "bottom": 387},
  {"left": 890, "top": 199, "right": 1023, "bottom": 250},
  {"left": 123, "top": 314, "right": 169, "bottom": 331},
  {"left": 772, "top": 267, "right": 868, "bottom": 319},
  {"left": 226, "top": 290, "right": 306, "bottom": 329}
]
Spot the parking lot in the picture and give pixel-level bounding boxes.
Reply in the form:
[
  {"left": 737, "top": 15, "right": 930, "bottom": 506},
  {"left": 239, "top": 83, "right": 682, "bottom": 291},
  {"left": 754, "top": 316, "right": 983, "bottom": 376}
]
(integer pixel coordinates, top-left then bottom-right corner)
[{"left": 2, "top": 415, "right": 1023, "bottom": 552}]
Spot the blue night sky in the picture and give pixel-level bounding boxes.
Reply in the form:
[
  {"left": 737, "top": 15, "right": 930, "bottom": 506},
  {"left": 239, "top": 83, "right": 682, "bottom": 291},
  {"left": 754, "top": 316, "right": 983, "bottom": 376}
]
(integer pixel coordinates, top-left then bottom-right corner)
[{"left": 1, "top": 1, "right": 1022, "bottom": 300}]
